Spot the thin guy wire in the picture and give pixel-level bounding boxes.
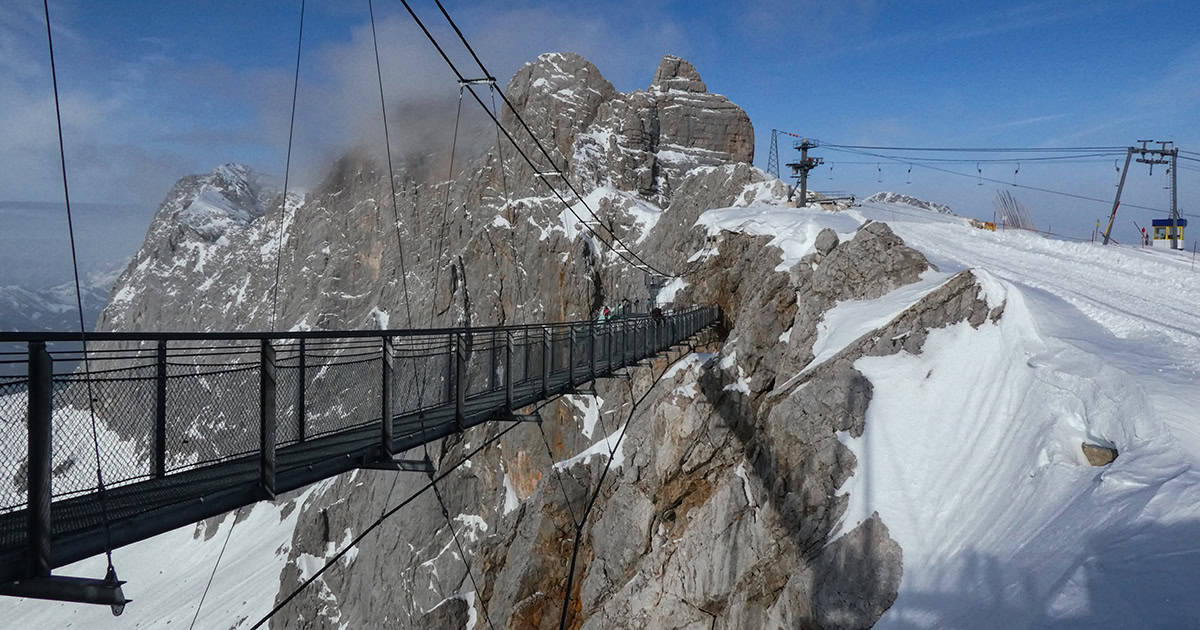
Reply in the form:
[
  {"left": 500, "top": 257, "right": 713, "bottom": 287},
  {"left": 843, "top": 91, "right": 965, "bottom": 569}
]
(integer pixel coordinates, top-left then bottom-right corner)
[
  {"left": 42, "top": 0, "right": 116, "bottom": 571},
  {"left": 557, "top": 343, "right": 700, "bottom": 630},
  {"left": 250, "top": 417, "right": 526, "bottom": 629},
  {"left": 432, "top": 483, "right": 498, "bottom": 630},
  {"left": 188, "top": 507, "right": 240, "bottom": 630},
  {"left": 269, "top": 0, "right": 306, "bottom": 332}
]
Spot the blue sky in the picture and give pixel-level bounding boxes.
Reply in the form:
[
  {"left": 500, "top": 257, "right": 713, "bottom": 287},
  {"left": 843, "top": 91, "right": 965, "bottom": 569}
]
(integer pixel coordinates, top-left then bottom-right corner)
[{"left": 4, "top": 0, "right": 1200, "bottom": 258}]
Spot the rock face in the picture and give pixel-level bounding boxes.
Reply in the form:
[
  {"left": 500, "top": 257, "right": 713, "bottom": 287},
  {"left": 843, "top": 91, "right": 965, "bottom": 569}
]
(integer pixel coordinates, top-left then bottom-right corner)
[{"left": 93, "top": 50, "right": 1013, "bottom": 629}]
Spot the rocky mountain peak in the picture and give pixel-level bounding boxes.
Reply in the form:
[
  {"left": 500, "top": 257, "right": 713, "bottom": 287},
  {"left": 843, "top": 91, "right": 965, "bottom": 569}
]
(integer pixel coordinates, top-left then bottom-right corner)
[
  {"left": 650, "top": 54, "right": 707, "bottom": 93},
  {"left": 498, "top": 51, "right": 752, "bottom": 205},
  {"left": 170, "top": 162, "right": 275, "bottom": 241}
]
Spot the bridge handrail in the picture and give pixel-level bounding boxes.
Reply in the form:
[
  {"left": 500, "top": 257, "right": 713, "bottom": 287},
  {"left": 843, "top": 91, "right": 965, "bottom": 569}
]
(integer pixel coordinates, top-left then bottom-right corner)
[{"left": 0, "top": 307, "right": 699, "bottom": 343}]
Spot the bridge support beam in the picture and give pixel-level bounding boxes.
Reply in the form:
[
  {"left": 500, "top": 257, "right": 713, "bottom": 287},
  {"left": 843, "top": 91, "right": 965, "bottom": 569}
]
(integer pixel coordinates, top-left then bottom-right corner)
[
  {"left": 259, "top": 340, "right": 276, "bottom": 500},
  {"left": 26, "top": 341, "right": 52, "bottom": 579}
]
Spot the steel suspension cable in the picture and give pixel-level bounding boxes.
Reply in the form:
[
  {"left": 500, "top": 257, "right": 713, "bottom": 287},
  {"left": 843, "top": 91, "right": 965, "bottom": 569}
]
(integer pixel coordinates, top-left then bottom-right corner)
[
  {"left": 269, "top": 0, "right": 306, "bottom": 332},
  {"left": 369, "top": 0, "right": 436, "bottom": 528},
  {"left": 381, "top": 85, "right": 466, "bottom": 520},
  {"left": 430, "top": 0, "right": 684, "bottom": 278},
  {"left": 42, "top": 0, "right": 118, "bottom": 577},
  {"left": 368, "top": 0, "right": 416, "bottom": 329}
]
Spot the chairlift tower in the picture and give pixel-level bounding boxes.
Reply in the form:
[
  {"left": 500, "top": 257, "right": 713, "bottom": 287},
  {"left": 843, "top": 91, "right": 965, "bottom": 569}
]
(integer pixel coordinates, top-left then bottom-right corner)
[
  {"left": 1102, "top": 140, "right": 1182, "bottom": 249},
  {"left": 767, "top": 130, "right": 780, "bottom": 179},
  {"left": 786, "top": 138, "right": 823, "bottom": 206}
]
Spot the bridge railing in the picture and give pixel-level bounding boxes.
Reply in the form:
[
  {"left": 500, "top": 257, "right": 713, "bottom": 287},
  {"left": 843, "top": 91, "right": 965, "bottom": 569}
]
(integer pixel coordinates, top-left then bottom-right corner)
[{"left": 0, "top": 306, "right": 718, "bottom": 522}]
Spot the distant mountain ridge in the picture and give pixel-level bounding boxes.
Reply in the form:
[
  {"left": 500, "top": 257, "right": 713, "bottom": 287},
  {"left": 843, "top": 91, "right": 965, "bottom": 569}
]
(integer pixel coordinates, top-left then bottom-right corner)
[
  {"left": 867, "top": 191, "right": 955, "bottom": 215},
  {"left": 0, "top": 263, "right": 124, "bottom": 332}
]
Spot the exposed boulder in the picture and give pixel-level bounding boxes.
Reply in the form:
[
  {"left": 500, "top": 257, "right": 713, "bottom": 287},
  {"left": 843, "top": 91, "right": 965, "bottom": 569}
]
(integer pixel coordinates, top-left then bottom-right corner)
[
  {"left": 814, "top": 227, "right": 840, "bottom": 256},
  {"left": 1082, "top": 443, "right": 1118, "bottom": 466}
]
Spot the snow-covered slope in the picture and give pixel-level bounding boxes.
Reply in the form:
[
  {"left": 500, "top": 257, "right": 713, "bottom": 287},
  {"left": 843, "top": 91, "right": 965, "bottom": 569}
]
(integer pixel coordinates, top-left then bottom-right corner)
[{"left": 693, "top": 194, "right": 1200, "bottom": 627}]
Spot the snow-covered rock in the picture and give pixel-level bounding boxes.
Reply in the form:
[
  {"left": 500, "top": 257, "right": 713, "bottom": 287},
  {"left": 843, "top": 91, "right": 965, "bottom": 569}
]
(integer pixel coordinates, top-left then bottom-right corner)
[{"left": 867, "top": 191, "right": 955, "bottom": 215}]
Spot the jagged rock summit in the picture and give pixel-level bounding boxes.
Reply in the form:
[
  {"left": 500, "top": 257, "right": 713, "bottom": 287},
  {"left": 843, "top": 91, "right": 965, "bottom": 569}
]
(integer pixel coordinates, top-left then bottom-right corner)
[
  {"left": 507, "top": 52, "right": 754, "bottom": 204},
  {"left": 650, "top": 54, "right": 707, "bottom": 92}
]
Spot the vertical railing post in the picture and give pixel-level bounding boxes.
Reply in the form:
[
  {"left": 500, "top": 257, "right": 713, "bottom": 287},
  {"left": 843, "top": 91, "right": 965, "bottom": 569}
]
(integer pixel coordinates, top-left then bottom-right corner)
[
  {"left": 381, "top": 336, "right": 393, "bottom": 455},
  {"left": 605, "top": 322, "right": 613, "bottom": 373},
  {"left": 505, "top": 331, "right": 513, "bottom": 409},
  {"left": 623, "top": 320, "right": 629, "bottom": 366},
  {"left": 259, "top": 340, "right": 277, "bottom": 500},
  {"left": 154, "top": 339, "right": 167, "bottom": 478},
  {"left": 588, "top": 322, "right": 596, "bottom": 381},
  {"left": 455, "top": 333, "right": 466, "bottom": 430},
  {"left": 297, "top": 337, "right": 306, "bottom": 442},
  {"left": 523, "top": 329, "right": 531, "bottom": 386},
  {"left": 642, "top": 319, "right": 649, "bottom": 359},
  {"left": 445, "top": 333, "right": 454, "bottom": 404},
  {"left": 26, "top": 341, "right": 52, "bottom": 577},
  {"left": 542, "top": 327, "right": 551, "bottom": 397},
  {"left": 568, "top": 326, "right": 576, "bottom": 388},
  {"left": 489, "top": 329, "right": 499, "bottom": 392}
]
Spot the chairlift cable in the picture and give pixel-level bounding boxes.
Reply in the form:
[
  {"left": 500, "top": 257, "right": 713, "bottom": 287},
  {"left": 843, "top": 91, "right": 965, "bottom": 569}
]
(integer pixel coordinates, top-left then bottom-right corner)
[{"left": 825, "top": 146, "right": 1200, "bottom": 218}]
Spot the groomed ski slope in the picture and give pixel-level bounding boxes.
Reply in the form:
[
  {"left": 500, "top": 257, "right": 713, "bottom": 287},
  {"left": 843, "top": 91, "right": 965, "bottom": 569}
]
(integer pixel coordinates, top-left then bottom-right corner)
[{"left": 707, "top": 197, "right": 1200, "bottom": 628}]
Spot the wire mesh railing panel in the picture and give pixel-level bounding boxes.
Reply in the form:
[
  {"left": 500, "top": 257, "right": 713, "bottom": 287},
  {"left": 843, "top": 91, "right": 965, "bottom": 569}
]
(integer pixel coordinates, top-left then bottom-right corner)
[
  {"left": 275, "top": 359, "right": 302, "bottom": 446},
  {"left": 392, "top": 336, "right": 451, "bottom": 413},
  {"left": 306, "top": 357, "right": 380, "bottom": 438},
  {"left": 51, "top": 365, "right": 155, "bottom": 499},
  {"left": 165, "top": 364, "right": 260, "bottom": 472},
  {"left": 0, "top": 379, "right": 29, "bottom": 513}
]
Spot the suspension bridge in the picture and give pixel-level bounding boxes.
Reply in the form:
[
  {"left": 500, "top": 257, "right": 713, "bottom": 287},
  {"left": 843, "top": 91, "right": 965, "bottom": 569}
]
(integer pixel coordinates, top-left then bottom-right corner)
[{"left": 0, "top": 307, "right": 717, "bottom": 608}]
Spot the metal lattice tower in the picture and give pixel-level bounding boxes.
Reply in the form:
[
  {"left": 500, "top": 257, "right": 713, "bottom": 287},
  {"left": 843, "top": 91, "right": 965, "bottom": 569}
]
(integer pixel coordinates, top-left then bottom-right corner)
[{"left": 767, "top": 129, "right": 780, "bottom": 179}]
